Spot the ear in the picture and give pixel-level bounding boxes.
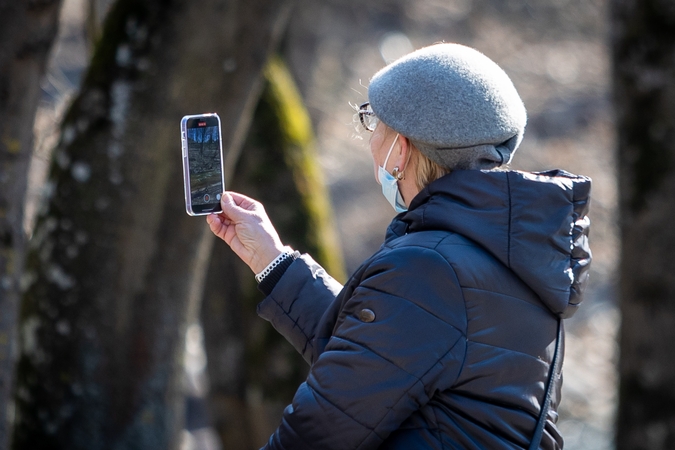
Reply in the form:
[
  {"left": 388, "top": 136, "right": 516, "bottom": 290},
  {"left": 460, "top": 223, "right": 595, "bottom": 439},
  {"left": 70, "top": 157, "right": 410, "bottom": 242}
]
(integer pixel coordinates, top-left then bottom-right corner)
[{"left": 394, "top": 136, "right": 413, "bottom": 172}]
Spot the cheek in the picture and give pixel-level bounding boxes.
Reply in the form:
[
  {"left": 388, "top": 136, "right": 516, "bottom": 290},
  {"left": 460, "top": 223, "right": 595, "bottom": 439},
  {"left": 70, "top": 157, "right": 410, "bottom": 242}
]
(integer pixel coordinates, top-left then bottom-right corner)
[
  {"left": 370, "top": 141, "right": 383, "bottom": 182},
  {"left": 369, "top": 132, "right": 385, "bottom": 163},
  {"left": 370, "top": 145, "right": 378, "bottom": 167},
  {"left": 368, "top": 144, "right": 379, "bottom": 182},
  {"left": 369, "top": 138, "right": 378, "bottom": 160}
]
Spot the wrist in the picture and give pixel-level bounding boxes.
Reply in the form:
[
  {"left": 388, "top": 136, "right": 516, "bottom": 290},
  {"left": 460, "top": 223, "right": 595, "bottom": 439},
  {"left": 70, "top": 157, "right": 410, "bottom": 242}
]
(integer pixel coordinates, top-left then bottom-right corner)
[
  {"left": 255, "top": 246, "right": 294, "bottom": 283},
  {"left": 250, "top": 243, "right": 286, "bottom": 274}
]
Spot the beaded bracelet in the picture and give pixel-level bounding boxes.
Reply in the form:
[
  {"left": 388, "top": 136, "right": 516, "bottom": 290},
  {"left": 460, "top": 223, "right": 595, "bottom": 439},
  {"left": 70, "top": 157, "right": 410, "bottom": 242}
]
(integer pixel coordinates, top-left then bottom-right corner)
[{"left": 255, "top": 247, "right": 294, "bottom": 283}]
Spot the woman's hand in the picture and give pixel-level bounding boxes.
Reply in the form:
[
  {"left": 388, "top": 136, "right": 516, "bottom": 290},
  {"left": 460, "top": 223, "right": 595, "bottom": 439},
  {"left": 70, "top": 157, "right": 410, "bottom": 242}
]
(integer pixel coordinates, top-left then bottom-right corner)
[{"left": 206, "top": 192, "right": 286, "bottom": 274}]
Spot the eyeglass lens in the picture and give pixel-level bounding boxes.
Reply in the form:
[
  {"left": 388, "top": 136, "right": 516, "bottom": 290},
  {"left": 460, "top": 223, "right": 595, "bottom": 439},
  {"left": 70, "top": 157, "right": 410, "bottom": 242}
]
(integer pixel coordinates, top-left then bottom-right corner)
[{"left": 359, "top": 103, "right": 378, "bottom": 132}]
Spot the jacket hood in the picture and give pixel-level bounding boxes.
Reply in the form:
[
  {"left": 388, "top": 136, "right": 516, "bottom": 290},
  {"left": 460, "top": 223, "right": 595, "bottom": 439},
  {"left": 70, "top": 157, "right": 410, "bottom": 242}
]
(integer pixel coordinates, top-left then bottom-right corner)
[{"left": 392, "top": 169, "right": 591, "bottom": 319}]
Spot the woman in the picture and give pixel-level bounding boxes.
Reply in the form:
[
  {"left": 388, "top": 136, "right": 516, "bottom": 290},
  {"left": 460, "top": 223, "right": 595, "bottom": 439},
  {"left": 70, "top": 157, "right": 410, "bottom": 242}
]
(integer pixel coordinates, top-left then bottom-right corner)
[{"left": 207, "top": 43, "right": 591, "bottom": 449}]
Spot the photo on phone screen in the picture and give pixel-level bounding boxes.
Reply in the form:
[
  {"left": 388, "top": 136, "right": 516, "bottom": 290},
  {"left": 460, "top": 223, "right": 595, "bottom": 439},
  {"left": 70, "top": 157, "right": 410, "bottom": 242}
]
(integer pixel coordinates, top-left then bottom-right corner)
[{"left": 181, "top": 114, "right": 225, "bottom": 215}]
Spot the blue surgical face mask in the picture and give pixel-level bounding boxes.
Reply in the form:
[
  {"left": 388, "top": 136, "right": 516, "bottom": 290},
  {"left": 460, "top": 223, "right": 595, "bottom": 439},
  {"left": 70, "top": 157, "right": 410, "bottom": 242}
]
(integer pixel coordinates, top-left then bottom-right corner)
[{"left": 377, "top": 133, "right": 407, "bottom": 213}]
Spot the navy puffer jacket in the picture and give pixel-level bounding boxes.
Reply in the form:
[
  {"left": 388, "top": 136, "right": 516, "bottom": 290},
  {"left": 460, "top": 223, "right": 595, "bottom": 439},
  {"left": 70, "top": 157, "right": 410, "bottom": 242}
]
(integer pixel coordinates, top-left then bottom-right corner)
[{"left": 258, "top": 169, "right": 591, "bottom": 449}]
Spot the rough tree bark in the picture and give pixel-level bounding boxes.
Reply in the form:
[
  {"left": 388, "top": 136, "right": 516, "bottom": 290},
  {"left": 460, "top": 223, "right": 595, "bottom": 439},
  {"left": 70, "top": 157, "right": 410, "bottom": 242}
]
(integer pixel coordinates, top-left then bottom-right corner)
[
  {"left": 200, "top": 57, "right": 344, "bottom": 449},
  {"left": 0, "top": 0, "right": 63, "bottom": 447},
  {"left": 613, "top": 1, "right": 675, "bottom": 448},
  {"left": 13, "top": 0, "right": 292, "bottom": 448}
]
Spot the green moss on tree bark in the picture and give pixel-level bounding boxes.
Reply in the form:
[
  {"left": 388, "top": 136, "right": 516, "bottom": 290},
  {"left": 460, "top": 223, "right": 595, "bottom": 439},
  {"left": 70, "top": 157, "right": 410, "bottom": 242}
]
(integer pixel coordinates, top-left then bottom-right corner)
[{"left": 200, "top": 56, "right": 345, "bottom": 448}]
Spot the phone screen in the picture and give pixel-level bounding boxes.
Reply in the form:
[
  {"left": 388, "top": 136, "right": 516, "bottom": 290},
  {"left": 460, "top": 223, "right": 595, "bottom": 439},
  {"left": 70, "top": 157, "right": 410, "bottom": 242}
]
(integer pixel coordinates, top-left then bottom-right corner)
[{"left": 185, "top": 115, "right": 223, "bottom": 214}]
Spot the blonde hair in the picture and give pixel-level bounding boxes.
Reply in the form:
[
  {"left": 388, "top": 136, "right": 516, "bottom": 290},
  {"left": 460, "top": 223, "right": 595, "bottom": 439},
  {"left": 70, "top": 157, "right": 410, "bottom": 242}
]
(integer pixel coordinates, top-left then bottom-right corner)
[
  {"left": 380, "top": 126, "right": 450, "bottom": 190},
  {"left": 410, "top": 143, "right": 450, "bottom": 191}
]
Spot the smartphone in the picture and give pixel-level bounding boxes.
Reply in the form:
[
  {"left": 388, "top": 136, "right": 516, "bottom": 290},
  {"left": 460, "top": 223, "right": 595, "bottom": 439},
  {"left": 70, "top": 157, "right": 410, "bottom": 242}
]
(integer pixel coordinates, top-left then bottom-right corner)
[{"left": 181, "top": 113, "right": 225, "bottom": 216}]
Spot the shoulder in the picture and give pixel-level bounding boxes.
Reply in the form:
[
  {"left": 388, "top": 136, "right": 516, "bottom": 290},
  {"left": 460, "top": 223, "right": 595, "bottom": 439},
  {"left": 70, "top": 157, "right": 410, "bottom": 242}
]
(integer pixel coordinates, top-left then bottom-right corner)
[
  {"left": 351, "top": 235, "right": 468, "bottom": 326},
  {"left": 366, "top": 232, "right": 462, "bottom": 285},
  {"left": 381, "top": 228, "right": 485, "bottom": 270},
  {"left": 379, "top": 229, "right": 527, "bottom": 295},
  {"left": 334, "top": 238, "right": 469, "bottom": 366}
]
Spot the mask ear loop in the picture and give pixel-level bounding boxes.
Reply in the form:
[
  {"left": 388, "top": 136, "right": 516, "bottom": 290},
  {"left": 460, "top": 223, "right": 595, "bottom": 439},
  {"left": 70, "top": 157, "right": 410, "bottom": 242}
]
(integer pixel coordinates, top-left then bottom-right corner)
[{"left": 382, "top": 133, "right": 400, "bottom": 171}]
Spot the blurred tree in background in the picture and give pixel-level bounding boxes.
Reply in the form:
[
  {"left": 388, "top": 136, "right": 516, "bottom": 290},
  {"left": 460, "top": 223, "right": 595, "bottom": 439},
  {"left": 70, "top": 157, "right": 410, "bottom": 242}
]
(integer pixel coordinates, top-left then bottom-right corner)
[
  {"left": 613, "top": 0, "right": 675, "bottom": 449},
  {"left": 0, "top": 2, "right": 63, "bottom": 447},
  {"left": 11, "top": 0, "right": 301, "bottom": 447}
]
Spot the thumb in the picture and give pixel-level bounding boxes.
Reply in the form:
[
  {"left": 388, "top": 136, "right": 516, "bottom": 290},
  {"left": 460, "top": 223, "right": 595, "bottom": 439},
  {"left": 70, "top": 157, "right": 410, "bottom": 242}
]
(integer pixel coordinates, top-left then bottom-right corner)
[
  {"left": 219, "top": 192, "right": 249, "bottom": 221},
  {"left": 220, "top": 191, "right": 237, "bottom": 212},
  {"left": 221, "top": 191, "right": 234, "bottom": 207}
]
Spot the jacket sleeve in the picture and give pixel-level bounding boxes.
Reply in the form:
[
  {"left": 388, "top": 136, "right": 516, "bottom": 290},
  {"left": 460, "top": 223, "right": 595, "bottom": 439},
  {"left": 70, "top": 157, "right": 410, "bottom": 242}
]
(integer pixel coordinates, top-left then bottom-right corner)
[
  {"left": 262, "top": 246, "right": 468, "bottom": 450},
  {"left": 257, "top": 254, "right": 344, "bottom": 364}
]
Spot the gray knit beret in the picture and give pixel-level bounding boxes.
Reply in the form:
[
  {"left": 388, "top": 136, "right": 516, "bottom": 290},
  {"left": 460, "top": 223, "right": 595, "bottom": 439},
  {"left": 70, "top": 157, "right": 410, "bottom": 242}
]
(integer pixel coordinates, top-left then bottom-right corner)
[{"left": 368, "top": 43, "right": 527, "bottom": 170}]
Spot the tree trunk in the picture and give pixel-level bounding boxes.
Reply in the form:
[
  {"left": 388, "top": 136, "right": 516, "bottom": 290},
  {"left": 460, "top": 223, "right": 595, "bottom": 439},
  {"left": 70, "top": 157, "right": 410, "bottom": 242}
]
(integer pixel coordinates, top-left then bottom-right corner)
[
  {"left": 613, "top": 1, "right": 675, "bottom": 448},
  {"left": 0, "top": 0, "right": 63, "bottom": 446},
  {"left": 13, "top": 0, "right": 292, "bottom": 448},
  {"left": 85, "top": 0, "right": 116, "bottom": 50},
  {"left": 200, "top": 56, "right": 344, "bottom": 449}
]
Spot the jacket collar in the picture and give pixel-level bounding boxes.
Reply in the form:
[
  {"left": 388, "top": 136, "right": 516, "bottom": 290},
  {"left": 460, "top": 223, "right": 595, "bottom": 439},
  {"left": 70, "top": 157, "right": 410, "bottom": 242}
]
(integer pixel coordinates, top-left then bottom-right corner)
[{"left": 383, "top": 169, "right": 592, "bottom": 319}]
